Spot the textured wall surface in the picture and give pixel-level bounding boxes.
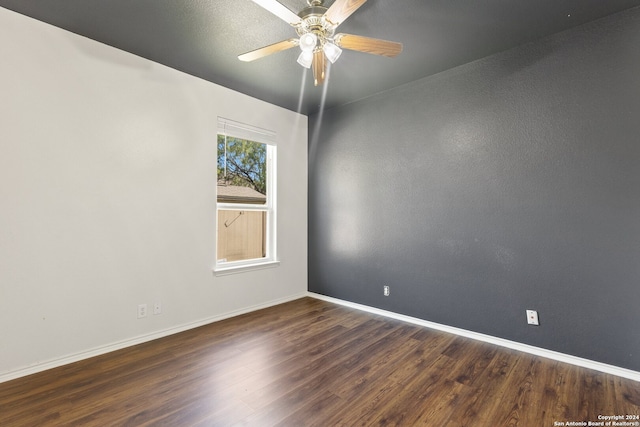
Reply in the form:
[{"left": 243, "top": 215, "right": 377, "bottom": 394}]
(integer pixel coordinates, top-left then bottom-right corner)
[
  {"left": 309, "top": 7, "right": 640, "bottom": 371},
  {"left": 0, "top": 8, "right": 307, "bottom": 379}
]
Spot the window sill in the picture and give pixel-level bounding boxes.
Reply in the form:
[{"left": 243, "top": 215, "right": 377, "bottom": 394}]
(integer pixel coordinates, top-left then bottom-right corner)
[{"left": 213, "top": 260, "right": 280, "bottom": 276}]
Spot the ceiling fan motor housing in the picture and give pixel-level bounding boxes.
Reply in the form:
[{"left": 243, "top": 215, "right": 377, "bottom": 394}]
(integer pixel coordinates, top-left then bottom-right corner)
[{"left": 297, "top": 5, "right": 335, "bottom": 51}]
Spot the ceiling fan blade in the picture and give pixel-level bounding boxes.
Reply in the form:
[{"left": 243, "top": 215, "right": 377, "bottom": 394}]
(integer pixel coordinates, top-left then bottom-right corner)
[
  {"left": 238, "top": 38, "right": 299, "bottom": 62},
  {"left": 312, "top": 50, "right": 326, "bottom": 86},
  {"left": 324, "top": 0, "right": 367, "bottom": 27},
  {"left": 334, "top": 33, "right": 403, "bottom": 57},
  {"left": 251, "top": 0, "right": 302, "bottom": 26}
]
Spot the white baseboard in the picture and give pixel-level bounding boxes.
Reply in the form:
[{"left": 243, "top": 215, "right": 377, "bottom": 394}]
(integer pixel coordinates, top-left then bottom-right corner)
[
  {"left": 5, "top": 291, "right": 637, "bottom": 384},
  {"left": 0, "top": 292, "right": 307, "bottom": 384},
  {"left": 307, "top": 292, "right": 640, "bottom": 383}
]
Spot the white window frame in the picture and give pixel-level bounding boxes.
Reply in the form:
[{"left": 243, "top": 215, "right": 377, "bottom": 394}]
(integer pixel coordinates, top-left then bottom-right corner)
[{"left": 214, "top": 118, "right": 278, "bottom": 275}]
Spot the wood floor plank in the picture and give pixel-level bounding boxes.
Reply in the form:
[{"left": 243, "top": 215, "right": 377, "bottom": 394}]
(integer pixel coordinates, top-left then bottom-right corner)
[
  {"left": 237, "top": 318, "right": 391, "bottom": 411},
  {"left": 445, "top": 347, "right": 526, "bottom": 426},
  {"left": 1, "top": 297, "right": 638, "bottom": 426},
  {"left": 273, "top": 391, "right": 346, "bottom": 427},
  {"left": 236, "top": 321, "right": 406, "bottom": 424}
]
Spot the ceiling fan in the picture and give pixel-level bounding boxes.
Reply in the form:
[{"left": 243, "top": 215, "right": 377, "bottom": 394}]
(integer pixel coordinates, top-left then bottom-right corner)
[{"left": 239, "top": 0, "right": 403, "bottom": 86}]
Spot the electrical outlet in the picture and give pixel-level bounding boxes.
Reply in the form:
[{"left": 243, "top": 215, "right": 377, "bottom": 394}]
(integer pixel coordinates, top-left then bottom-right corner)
[
  {"left": 153, "top": 302, "right": 162, "bottom": 315},
  {"left": 526, "top": 309, "right": 539, "bottom": 325},
  {"left": 137, "top": 303, "right": 147, "bottom": 319},
  {"left": 383, "top": 285, "right": 390, "bottom": 296}
]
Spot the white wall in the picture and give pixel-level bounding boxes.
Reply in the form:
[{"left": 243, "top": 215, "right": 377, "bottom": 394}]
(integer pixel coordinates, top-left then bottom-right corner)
[{"left": 0, "top": 8, "right": 308, "bottom": 381}]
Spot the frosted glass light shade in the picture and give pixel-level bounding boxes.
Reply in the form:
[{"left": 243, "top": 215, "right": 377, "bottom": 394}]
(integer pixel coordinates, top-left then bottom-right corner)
[
  {"left": 299, "top": 33, "right": 318, "bottom": 52},
  {"left": 297, "top": 50, "right": 313, "bottom": 68},
  {"left": 323, "top": 41, "right": 342, "bottom": 63}
]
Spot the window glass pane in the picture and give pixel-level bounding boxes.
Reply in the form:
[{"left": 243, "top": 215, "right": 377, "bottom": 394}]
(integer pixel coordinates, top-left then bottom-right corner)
[
  {"left": 217, "top": 135, "right": 267, "bottom": 204},
  {"left": 215, "top": 118, "right": 276, "bottom": 270},
  {"left": 217, "top": 209, "right": 267, "bottom": 263}
]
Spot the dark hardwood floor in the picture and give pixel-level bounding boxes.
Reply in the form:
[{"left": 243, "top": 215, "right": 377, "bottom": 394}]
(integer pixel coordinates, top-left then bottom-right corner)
[{"left": 1, "top": 297, "right": 638, "bottom": 426}]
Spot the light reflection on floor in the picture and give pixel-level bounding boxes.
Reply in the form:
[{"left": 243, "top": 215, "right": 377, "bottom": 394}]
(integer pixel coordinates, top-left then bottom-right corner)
[{"left": 203, "top": 334, "right": 282, "bottom": 414}]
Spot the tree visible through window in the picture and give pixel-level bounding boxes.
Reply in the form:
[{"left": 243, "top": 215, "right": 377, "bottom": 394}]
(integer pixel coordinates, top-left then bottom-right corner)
[
  {"left": 216, "top": 119, "right": 276, "bottom": 269},
  {"left": 217, "top": 136, "right": 267, "bottom": 197}
]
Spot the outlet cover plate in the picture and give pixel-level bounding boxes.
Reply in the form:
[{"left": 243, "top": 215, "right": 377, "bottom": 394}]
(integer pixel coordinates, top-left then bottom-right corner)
[
  {"left": 137, "top": 303, "right": 147, "bottom": 319},
  {"left": 526, "top": 309, "right": 539, "bottom": 325}
]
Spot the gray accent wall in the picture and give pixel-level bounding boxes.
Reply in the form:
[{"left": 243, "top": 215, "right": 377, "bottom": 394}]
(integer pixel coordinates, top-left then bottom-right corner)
[{"left": 308, "top": 7, "right": 640, "bottom": 371}]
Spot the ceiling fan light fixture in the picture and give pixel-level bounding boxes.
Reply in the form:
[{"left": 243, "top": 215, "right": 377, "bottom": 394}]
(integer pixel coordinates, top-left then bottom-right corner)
[
  {"left": 299, "top": 32, "right": 318, "bottom": 52},
  {"left": 241, "top": 0, "right": 403, "bottom": 86},
  {"left": 297, "top": 50, "right": 314, "bottom": 68},
  {"left": 323, "top": 41, "right": 342, "bottom": 63}
]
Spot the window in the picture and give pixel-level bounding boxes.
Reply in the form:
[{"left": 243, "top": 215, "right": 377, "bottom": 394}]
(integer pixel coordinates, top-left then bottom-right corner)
[{"left": 215, "top": 118, "right": 277, "bottom": 273}]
